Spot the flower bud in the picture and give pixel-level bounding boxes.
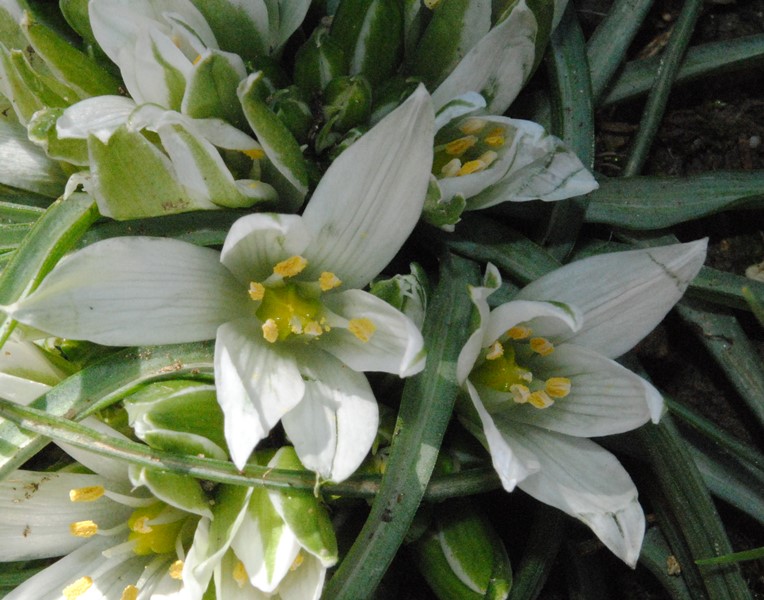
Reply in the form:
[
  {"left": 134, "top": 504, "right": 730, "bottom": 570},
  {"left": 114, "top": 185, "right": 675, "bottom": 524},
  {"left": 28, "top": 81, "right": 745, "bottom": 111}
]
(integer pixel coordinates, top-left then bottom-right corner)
[
  {"left": 293, "top": 25, "right": 347, "bottom": 95},
  {"left": 270, "top": 85, "right": 314, "bottom": 144},
  {"left": 322, "top": 75, "right": 372, "bottom": 133}
]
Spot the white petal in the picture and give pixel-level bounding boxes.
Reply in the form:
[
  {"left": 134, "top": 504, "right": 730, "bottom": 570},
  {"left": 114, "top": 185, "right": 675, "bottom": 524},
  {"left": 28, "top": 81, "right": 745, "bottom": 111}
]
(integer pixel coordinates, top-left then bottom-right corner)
[
  {"left": 57, "top": 418, "right": 133, "bottom": 483},
  {"left": 484, "top": 299, "right": 582, "bottom": 348},
  {"left": 503, "top": 344, "right": 662, "bottom": 436},
  {"left": 282, "top": 348, "right": 378, "bottom": 482},
  {"left": 498, "top": 421, "right": 645, "bottom": 566},
  {"left": 214, "top": 319, "right": 305, "bottom": 469},
  {"left": 0, "top": 471, "right": 132, "bottom": 561},
  {"left": 462, "top": 380, "right": 538, "bottom": 491},
  {"left": 7, "top": 237, "right": 247, "bottom": 345},
  {"left": 220, "top": 213, "right": 311, "bottom": 285},
  {"left": 515, "top": 240, "right": 708, "bottom": 358},
  {"left": 277, "top": 552, "right": 327, "bottom": 600},
  {"left": 431, "top": 4, "right": 537, "bottom": 114},
  {"left": 56, "top": 96, "right": 137, "bottom": 143},
  {"left": 320, "top": 290, "right": 425, "bottom": 377},
  {"left": 301, "top": 85, "right": 434, "bottom": 289},
  {"left": 456, "top": 264, "right": 501, "bottom": 385}
]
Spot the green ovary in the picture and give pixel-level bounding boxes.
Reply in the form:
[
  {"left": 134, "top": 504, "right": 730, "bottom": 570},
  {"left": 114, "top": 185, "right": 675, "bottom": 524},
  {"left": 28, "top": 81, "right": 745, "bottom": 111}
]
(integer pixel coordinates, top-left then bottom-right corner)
[
  {"left": 128, "top": 502, "right": 189, "bottom": 556},
  {"left": 470, "top": 344, "right": 531, "bottom": 393},
  {"left": 255, "top": 283, "right": 323, "bottom": 341}
]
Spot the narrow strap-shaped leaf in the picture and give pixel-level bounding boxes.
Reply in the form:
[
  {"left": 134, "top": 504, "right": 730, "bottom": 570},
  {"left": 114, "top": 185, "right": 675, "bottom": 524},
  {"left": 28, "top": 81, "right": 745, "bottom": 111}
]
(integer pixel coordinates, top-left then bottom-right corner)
[
  {"left": 586, "top": 0, "right": 654, "bottom": 104},
  {"left": 636, "top": 416, "right": 752, "bottom": 600},
  {"left": 538, "top": 2, "right": 593, "bottom": 262},
  {"left": 601, "top": 33, "right": 764, "bottom": 108},
  {"left": 585, "top": 171, "right": 764, "bottom": 229},
  {"left": 677, "top": 301, "right": 764, "bottom": 427},
  {"left": 0, "top": 193, "right": 98, "bottom": 347},
  {"left": 508, "top": 504, "right": 565, "bottom": 600},
  {"left": 622, "top": 0, "right": 704, "bottom": 176},
  {"left": 639, "top": 526, "right": 695, "bottom": 600},
  {"left": 440, "top": 215, "right": 561, "bottom": 284},
  {"left": 321, "top": 252, "right": 480, "bottom": 599},
  {"left": 0, "top": 200, "right": 46, "bottom": 223}
]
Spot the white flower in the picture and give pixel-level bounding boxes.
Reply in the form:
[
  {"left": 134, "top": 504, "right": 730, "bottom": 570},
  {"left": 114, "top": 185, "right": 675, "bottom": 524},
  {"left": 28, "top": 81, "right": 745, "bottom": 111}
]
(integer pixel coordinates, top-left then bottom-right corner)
[
  {"left": 431, "top": 94, "right": 598, "bottom": 214},
  {"left": 0, "top": 428, "right": 335, "bottom": 600},
  {"left": 0, "top": 335, "right": 66, "bottom": 404},
  {"left": 4, "top": 86, "right": 435, "bottom": 481},
  {"left": 456, "top": 240, "right": 708, "bottom": 566}
]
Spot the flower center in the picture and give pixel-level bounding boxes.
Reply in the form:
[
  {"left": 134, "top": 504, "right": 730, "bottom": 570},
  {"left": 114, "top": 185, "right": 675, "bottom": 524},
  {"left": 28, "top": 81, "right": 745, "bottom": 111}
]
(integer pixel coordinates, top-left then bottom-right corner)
[
  {"left": 127, "top": 502, "right": 189, "bottom": 556},
  {"left": 248, "top": 255, "right": 377, "bottom": 345},
  {"left": 433, "top": 117, "right": 506, "bottom": 179},
  {"left": 470, "top": 325, "right": 571, "bottom": 409}
]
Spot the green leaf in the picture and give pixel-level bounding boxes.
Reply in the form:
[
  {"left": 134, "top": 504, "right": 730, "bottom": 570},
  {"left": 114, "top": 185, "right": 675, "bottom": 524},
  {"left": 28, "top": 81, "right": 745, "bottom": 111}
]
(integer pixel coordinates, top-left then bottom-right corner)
[{"left": 585, "top": 171, "right": 764, "bottom": 229}]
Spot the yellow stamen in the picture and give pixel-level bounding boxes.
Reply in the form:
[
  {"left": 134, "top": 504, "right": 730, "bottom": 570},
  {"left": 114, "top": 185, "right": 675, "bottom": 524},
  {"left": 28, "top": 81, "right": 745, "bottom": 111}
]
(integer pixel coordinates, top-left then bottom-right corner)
[
  {"left": 304, "top": 321, "right": 323, "bottom": 337},
  {"left": 506, "top": 326, "right": 532, "bottom": 340},
  {"left": 484, "top": 134, "right": 505, "bottom": 147},
  {"left": 319, "top": 272, "right": 342, "bottom": 291},
  {"left": 69, "top": 485, "right": 104, "bottom": 502},
  {"left": 248, "top": 281, "right": 265, "bottom": 301},
  {"left": 131, "top": 516, "right": 152, "bottom": 534},
  {"left": 459, "top": 118, "right": 486, "bottom": 135},
  {"left": 121, "top": 585, "right": 139, "bottom": 600},
  {"left": 233, "top": 560, "right": 248, "bottom": 587},
  {"left": 273, "top": 255, "right": 308, "bottom": 278},
  {"left": 545, "top": 377, "right": 571, "bottom": 399},
  {"left": 457, "top": 159, "right": 486, "bottom": 176},
  {"left": 192, "top": 54, "right": 203, "bottom": 65},
  {"left": 486, "top": 341, "right": 504, "bottom": 360},
  {"left": 348, "top": 318, "right": 376, "bottom": 343},
  {"left": 528, "top": 391, "right": 554, "bottom": 409},
  {"left": 70, "top": 520, "right": 98, "bottom": 538},
  {"left": 262, "top": 319, "right": 279, "bottom": 343},
  {"left": 424, "top": 0, "right": 442, "bottom": 8},
  {"left": 510, "top": 384, "right": 530, "bottom": 404},
  {"left": 290, "top": 552, "right": 305, "bottom": 571},
  {"left": 529, "top": 337, "right": 554, "bottom": 356},
  {"left": 63, "top": 577, "right": 93, "bottom": 600},
  {"left": 243, "top": 147, "right": 266, "bottom": 160},
  {"left": 478, "top": 150, "right": 498, "bottom": 167},
  {"left": 169, "top": 560, "right": 184, "bottom": 580},
  {"left": 441, "top": 158, "right": 462, "bottom": 177},
  {"left": 444, "top": 135, "right": 477, "bottom": 156}
]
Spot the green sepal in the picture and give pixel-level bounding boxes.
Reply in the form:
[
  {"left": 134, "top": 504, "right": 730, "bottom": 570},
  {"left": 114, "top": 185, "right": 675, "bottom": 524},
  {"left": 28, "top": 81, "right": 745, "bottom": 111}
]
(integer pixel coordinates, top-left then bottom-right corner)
[
  {"left": 267, "top": 447, "right": 339, "bottom": 566},
  {"left": 27, "top": 106, "right": 88, "bottom": 166},
  {"left": 411, "top": 499, "right": 512, "bottom": 600},
  {"left": 183, "top": 51, "right": 246, "bottom": 128},
  {"left": 408, "top": 0, "right": 491, "bottom": 89},
  {"left": 293, "top": 26, "right": 347, "bottom": 95},
  {"left": 423, "top": 176, "right": 466, "bottom": 231},
  {"left": 129, "top": 464, "right": 213, "bottom": 518},
  {"left": 330, "top": 0, "right": 404, "bottom": 86},
  {"left": 87, "top": 125, "right": 215, "bottom": 220},
  {"left": 238, "top": 72, "right": 308, "bottom": 211},
  {"left": 21, "top": 10, "right": 120, "bottom": 97},
  {"left": 124, "top": 380, "right": 228, "bottom": 461}
]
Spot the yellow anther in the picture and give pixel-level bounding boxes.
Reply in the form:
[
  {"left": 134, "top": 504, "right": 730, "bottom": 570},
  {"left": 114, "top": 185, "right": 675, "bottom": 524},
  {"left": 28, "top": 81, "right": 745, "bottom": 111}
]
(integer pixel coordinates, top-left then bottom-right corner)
[
  {"left": 121, "top": 585, "right": 139, "bottom": 600},
  {"left": 506, "top": 326, "right": 532, "bottom": 340},
  {"left": 233, "top": 560, "right": 248, "bottom": 587},
  {"left": 441, "top": 158, "right": 462, "bottom": 178},
  {"left": 510, "top": 384, "right": 530, "bottom": 404},
  {"left": 545, "top": 377, "right": 571, "bottom": 399},
  {"left": 70, "top": 520, "right": 98, "bottom": 538},
  {"left": 486, "top": 341, "right": 504, "bottom": 360},
  {"left": 243, "top": 147, "right": 266, "bottom": 160},
  {"left": 69, "top": 485, "right": 105, "bottom": 502},
  {"left": 304, "top": 321, "right": 323, "bottom": 337},
  {"left": 348, "top": 318, "right": 376, "bottom": 343},
  {"left": 444, "top": 135, "right": 477, "bottom": 156},
  {"left": 319, "top": 272, "right": 342, "bottom": 291},
  {"left": 457, "top": 159, "right": 487, "bottom": 176},
  {"left": 459, "top": 118, "right": 486, "bottom": 135},
  {"left": 192, "top": 54, "right": 203, "bottom": 65},
  {"left": 169, "top": 560, "right": 184, "bottom": 580},
  {"left": 63, "top": 576, "right": 93, "bottom": 600},
  {"left": 262, "top": 319, "right": 279, "bottom": 343},
  {"left": 529, "top": 337, "right": 554, "bottom": 356},
  {"left": 290, "top": 552, "right": 305, "bottom": 572},
  {"left": 528, "top": 391, "right": 554, "bottom": 409},
  {"left": 248, "top": 281, "right": 265, "bottom": 301},
  {"left": 131, "top": 516, "right": 152, "bottom": 534},
  {"left": 484, "top": 134, "right": 505, "bottom": 147},
  {"left": 273, "top": 255, "right": 308, "bottom": 278},
  {"left": 424, "top": 0, "right": 442, "bottom": 8}
]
